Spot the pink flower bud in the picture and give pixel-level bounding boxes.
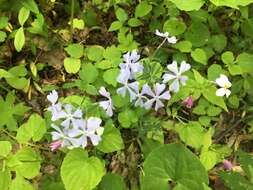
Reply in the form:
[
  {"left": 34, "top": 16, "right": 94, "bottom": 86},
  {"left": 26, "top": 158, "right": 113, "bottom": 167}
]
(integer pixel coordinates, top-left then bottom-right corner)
[
  {"left": 50, "top": 140, "right": 63, "bottom": 151},
  {"left": 183, "top": 96, "right": 193, "bottom": 108},
  {"left": 223, "top": 159, "right": 233, "bottom": 170}
]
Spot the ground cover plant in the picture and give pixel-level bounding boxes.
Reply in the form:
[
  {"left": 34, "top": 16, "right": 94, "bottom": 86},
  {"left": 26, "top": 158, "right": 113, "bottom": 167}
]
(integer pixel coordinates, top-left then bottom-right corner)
[{"left": 0, "top": 0, "right": 253, "bottom": 189}]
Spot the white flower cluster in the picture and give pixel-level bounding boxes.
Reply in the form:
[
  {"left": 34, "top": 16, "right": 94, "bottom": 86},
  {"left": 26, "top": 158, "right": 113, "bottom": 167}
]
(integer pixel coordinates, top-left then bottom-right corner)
[
  {"left": 47, "top": 90, "right": 104, "bottom": 150},
  {"left": 116, "top": 50, "right": 191, "bottom": 111}
]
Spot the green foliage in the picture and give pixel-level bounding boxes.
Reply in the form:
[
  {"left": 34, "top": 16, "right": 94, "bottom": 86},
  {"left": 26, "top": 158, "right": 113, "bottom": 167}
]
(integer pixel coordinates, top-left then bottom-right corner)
[
  {"left": 141, "top": 143, "right": 209, "bottom": 190},
  {"left": 61, "top": 149, "right": 105, "bottom": 190},
  {"left": 0, "top": 0, "right": 253, "bottom": 189}
]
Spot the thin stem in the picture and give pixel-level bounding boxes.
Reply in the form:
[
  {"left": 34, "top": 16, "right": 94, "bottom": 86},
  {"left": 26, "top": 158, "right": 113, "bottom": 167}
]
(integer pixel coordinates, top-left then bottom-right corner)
[
  {"left": 70, "top": 0, "right": 75, "bottom": 42},
  {"left": 152, "top": 38, "right": 167, "bottom": 59}
]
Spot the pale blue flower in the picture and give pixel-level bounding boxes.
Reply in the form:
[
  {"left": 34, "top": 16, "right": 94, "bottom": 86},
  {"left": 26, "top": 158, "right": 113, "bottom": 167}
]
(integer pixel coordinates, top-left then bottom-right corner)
[
  {"left": 119, "top": 50, "right": 143, "bottom": 79},
  {"left": 117, "top": 70, "right": 139, "bottom": 102},
  {"left": 60, "top": 104, "right": 83, "bottom": 129},
  {"left": 142, "top": 83, "right": 171, "bottom": 111},
  {"left": 162, "top": 61, "right": 191, "bottom": 92}
]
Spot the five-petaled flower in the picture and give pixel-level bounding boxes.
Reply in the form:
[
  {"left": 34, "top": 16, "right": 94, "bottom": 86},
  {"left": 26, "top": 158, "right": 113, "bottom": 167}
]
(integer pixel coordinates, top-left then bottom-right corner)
[
  {"left": 155, "top": 29, "right": 177, "bottom": 44},
  {"left": 116, "top": 70, "right": 139, "bottom": 102},
  {"left": 119, "top": 50, "right": 143, "bottom": 80},
  {"left": 142, "top": 83, "right": 171, "bottom": 111},
  {"left": 162, "top": 60, "right": 191, "bottom": 93},
  {"left": 215, "top": 74, "right": 232, "bottom": 98}
]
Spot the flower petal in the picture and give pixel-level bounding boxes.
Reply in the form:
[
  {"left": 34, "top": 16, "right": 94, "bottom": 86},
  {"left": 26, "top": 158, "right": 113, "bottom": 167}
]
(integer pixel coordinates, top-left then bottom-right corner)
[
  {"left": 169, "top": 79, "right": 180, "bottom": 92},
  {"left": 179, "top": 61, "right": 191, "bottom": 74},
  {"left": 167, "top": 61, "right": 178, "bottom": 74},
  {"left": 154, "top": 99, "right": 164, "bottom": 111},
  {"left": 167, "top": 36, "right": 177, "bottom": 44},
  {"left": 142, "top": 84, "right": 155, "bottom": 97},
  {"left": 154, "top": 83, "right": 166, "bottom": 96},
  {"left": 216, "top": 88, "right": 226, "bottom": 97},
  {"left": 47, "top": 90, "right": 58, "bottom": 104},
  {"left": 159, "top": 91, "right": 171, "bottom": 100},
  {"left": 162, "top": 73, "right": 177, "bottom": 83}
]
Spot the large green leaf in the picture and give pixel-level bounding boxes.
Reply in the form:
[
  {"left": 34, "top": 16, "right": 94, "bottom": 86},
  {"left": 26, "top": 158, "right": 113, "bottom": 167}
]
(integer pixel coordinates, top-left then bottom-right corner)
[
  {"left": 98, "top": 173, "right": 127, "bottom": 190},
  {"left": 169, "top": 0, "right": 205, "bottom": 11},
  {"left": 61, "top": 149, "right": 105, "bottom": 190},
  {"left": 210, "top": 0, "right": 253, "bottom": 8},
  {"left": 9, "top": 175, "right": 35, "bottom": 190},
  {"left": 16, "top": 113, "right": 46, "bottom": 143},
  {"left": 0, "top": 169, "right": 11, "bottom": 190},
  {"left": 97, "top": 123, "right": 124, "bottom": 153},
  {"left": 141, "top": 143, "right": 209, "bottom": 190},
  {"left": 13, "top": 147, "right": 41, "bottom": 179}
]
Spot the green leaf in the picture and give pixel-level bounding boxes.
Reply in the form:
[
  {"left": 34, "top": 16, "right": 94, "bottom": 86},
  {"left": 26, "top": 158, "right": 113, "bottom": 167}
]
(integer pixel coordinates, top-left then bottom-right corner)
[
  {"left": 236, "top": 53, "right": 253, "bottom": 73},
  {"left": 28, "top": 13, "right": 47, "bottom": 37},
  {"left": 98, "top": 173, "right": 127, "bottom": 190},
  {"left": 0, "top": 169, "right": 11, "bottom": 190},
  {"left": 202, "top": 86, "right": 228, "bottom": 111},
  {"left": 21, "top": 0, "right": 39, "bottom": 14},
  {"left": 116, "top": 8, "right": 128, "bottom": 22},
  {"left": 210, "top": 0, "right": 253, "bottom": 9},
  {"left": 61, "top": 149, "right": 105, "bottom": 190},
  {"left": 163, "top": 18, "right": 186, "bottom": 35},
  {"left": 221, "top": 51, "right": 234, "bottom": 65},
  {"left": 173, "top": 41, "right": 192, "bottom": 52},
  {"left": 210, "top": 34, "right": 227, "bottom": 52},
  {"left": 200, "top": 150, "right": 217, "bottom": 171},
  {"left": 97, "top": 123, "right": 124, "bottom": 153},
  {"left": 86, "top": 46, "right": 105, "bottom": 62},
  {"left": 169, "top": 0, "right": 205, "bottom": 11},
  {"left": 191, "top": 48, "right": 207, "bottom": 65},
  {"left": 207, "top": 64, "right": 223, "bottom": 81},
  {"left": 141, "top": 143, "right": 208, "bottom": 190},
  {"left": 103, "top": 68, "right": 119, "bottom": 87},
  {"left": 9, "top": 175, "right": 35, "bottom": 190},
  {"left": 73, "top": 18, "right": 84, "bottom": 29},
  {"left": 0, "top": 141, "right": 12, "bottom": 157},
  {"left": 14, "top": 27, "right": 25, "bottom": 52},
  {"left": 14, "top": 147, "right": 41, "bottom": 179},
  {"left": 128, "top": 18, "right": 142, "bottom": 27},
  {"left": 0, "top": 31, "right": 7, "bottom": 42},
  {"left": 64, "top": 58, "right": 81, "bottom": 74},
  {"left": 65, "top": 44, "right": 84, "bottom": 58},
  {"left": 118, "top": 109, "right": 138, "bottom": 128},
  {"left": 79, "top": 63, "right": 99, "bottom": 83},
  {"left": 175, "top": 122, "right": 206, "bottom": 150},
  {"left": 5, "top": 66, "right": 28, "bottom": 90},
  {"left": 16, "top": 113, "right": 46, "bottom": 144},
  {"left": 18, "top": 7, "right": 30, "bottom": 26},
  {"left": 0, "top": 69, "right": 13, "bottom": 79},
  {"left": 184, "top": 21, "right": 210, "bottom": 47},
  {"left": 0, "top": 16, "right": 8, "bottom": 29},
  {"left": 108, "top": 21, "right": 123, "bottom": 31},
  {"left": 135, "top": 1, "right": 152, "bottom": 18}
]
